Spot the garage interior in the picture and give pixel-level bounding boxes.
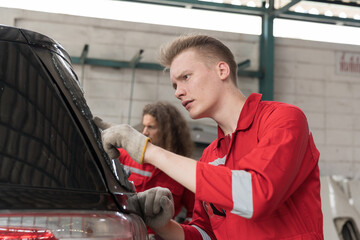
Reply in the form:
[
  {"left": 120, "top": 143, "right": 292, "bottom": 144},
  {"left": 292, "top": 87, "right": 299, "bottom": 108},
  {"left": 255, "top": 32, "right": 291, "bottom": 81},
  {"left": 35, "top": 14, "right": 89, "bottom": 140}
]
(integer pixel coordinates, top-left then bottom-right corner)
[{"left": 1, "top": 0, "right": 360, "bottom": 239}]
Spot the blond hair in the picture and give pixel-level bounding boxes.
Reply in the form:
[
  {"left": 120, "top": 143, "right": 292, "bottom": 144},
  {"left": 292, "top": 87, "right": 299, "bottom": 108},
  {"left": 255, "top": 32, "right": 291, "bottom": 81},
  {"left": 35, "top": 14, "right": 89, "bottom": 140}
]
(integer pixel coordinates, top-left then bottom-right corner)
[{"left": 159, "top": 34, "right": 238, "bottom": 86}]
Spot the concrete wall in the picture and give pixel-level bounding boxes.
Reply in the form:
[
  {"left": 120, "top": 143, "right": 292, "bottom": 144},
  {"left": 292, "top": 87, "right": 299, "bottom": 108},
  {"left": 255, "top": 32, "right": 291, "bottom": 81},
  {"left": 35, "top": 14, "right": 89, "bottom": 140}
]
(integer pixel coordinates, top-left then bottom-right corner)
[
  {"left": 1, "top": 7, "right": 360, "bottom": 178},
  {"left": 273, "top": 39, "right": 360, "bottom": 178}
]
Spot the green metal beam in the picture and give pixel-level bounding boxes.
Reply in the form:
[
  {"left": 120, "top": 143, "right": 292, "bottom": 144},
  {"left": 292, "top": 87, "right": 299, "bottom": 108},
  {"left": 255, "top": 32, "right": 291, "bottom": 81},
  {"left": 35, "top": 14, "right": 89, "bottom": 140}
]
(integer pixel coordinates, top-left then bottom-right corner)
[
  {"left": 71, "top": 57, "right": 164, "bottom": 70},
  {"left": 278, "top": 11, "right": 360, "bottom": 27},
  {"left": 238, "top": 70, "right": 262, "bottom": 78},
  {"left": 116, "top": 0, "right": 266, "bottom": 16},
  {"left": 237, "top": 60, "right": 262, "bottom": 78},
  {"left": 259, "top": 0, "right": 275, "bottom": 101},
  {"left": 71, "top": 55, "right": 261, "bottom": 78},
  {"left": 237, "top": 59, "right": 251, "bottom": 71}
]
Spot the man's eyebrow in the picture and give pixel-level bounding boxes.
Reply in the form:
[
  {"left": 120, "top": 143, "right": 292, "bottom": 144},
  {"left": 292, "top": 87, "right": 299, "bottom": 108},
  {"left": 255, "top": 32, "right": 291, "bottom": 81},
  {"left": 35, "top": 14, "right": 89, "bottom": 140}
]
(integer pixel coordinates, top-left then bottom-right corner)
[{"left": 174, "top": 70, "right": 188, "bottom": 80}]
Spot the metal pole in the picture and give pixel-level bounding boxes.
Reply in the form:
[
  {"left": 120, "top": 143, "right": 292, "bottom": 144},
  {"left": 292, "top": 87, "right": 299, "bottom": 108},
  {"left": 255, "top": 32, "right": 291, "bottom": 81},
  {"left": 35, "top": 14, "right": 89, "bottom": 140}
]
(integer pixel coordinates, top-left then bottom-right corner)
[
  {"left": 128, "top": 49, "right": 144, "bottom": 124},
  {"left": 79, "top": 44, "right": 89, "bottom": 87},
  {"left": 259, "top": 0, "right": 274, "bottom": 100}
]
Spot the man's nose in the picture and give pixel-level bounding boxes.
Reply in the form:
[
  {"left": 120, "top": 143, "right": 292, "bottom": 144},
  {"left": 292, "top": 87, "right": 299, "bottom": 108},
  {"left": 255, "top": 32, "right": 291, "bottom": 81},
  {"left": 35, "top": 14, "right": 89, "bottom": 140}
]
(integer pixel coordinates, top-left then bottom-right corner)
[{"left": 175, "top": 86, "right": 185, "bottom": 99}]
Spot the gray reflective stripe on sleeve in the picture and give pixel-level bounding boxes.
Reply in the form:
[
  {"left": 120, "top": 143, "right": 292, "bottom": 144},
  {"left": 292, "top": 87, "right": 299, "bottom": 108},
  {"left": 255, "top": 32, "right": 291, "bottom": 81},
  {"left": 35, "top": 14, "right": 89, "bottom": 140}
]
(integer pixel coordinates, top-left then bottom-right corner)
[
  {"left": 231, "top": 170, "right": 253, "bottom": 218},
  {"left": 192, "top": 225, "right": 212, "bottom": 240},
  {"left": 208, "top": 155, "right": 226, "bottom": 166},
  {"left": 185, "top": 217, "right": 192, "bottom": 222},
  {"left": 123, "top": 166, "right": 152, "bottom": 177}
]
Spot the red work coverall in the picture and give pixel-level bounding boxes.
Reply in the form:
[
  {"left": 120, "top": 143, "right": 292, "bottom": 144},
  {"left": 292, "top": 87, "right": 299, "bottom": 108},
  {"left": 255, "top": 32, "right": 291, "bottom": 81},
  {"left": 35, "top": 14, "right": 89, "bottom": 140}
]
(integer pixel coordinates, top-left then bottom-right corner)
[
  {"left": 182, "top": 93, "right": 323, "bottom": 240},
  {"left": 118, "top": 148, "right": 195, "bottom": 223}
]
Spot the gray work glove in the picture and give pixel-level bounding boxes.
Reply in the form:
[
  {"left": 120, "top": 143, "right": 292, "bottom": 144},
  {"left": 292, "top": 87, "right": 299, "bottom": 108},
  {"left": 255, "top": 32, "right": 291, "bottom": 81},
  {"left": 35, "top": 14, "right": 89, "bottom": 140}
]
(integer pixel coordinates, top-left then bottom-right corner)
[
  {"left": 93, "top": 116, "right": 150, "bottom": 164},
  {"left": 137, "top": 187, "right": 175, "bottom": 229}
]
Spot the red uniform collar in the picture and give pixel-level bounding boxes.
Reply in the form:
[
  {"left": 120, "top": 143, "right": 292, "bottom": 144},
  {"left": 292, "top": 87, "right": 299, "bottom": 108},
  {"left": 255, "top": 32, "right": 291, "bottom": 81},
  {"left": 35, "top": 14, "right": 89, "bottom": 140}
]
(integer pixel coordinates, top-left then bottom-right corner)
[{"left": 215, "top": 93, "right": 262, "bottom": 148}]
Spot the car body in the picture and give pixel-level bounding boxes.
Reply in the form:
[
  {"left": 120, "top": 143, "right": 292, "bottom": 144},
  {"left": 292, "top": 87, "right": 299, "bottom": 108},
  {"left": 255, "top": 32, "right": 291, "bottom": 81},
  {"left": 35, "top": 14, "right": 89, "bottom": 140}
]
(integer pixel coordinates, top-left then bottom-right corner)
[
  {"left": 321, "top": 175, "right": 360, "bottom": 240},
  {"left": 0, "top": 24, "right": 148, "bottom": 239}
]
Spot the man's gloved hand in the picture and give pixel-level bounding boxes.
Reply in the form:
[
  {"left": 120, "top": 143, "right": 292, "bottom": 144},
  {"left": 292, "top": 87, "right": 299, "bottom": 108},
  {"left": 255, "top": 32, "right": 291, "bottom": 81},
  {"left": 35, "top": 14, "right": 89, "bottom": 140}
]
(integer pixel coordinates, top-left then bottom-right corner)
[
  {"left": 137, "top": 187, "right": 174, "bottom": 229},
  {"left": 93, "top": 116, "right": 150, "bottom": 164}
]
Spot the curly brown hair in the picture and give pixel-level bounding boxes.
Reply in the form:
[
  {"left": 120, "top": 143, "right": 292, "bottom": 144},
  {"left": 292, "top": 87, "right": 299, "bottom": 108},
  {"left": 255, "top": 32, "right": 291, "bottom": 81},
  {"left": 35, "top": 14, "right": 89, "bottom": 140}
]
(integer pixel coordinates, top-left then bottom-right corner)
[
  {"left": 142, "top": 101, "right": 194, "bottom": 157},
  {"left": 159, "top": 34, "right": 238, "bottom": 86}
]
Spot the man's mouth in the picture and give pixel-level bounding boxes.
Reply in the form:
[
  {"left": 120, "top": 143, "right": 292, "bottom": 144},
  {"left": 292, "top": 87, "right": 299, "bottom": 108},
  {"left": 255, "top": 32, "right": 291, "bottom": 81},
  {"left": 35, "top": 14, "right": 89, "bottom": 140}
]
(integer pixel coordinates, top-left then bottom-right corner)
[{"left": 182, "top": 100, "right": 194, "bottom": 110}]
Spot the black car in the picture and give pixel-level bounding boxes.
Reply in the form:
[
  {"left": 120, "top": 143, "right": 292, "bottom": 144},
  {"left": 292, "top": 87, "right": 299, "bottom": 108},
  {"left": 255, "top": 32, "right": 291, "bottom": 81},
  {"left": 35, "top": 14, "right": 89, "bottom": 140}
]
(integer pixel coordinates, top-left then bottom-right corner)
[{"left": 0, "top": 24, "right": 148, "bottom": 239}]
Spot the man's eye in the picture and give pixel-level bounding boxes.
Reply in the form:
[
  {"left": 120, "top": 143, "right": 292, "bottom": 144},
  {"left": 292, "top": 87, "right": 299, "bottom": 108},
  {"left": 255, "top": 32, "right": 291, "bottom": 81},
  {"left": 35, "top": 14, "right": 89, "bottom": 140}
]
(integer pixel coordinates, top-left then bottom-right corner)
[{"left": 184, "top": 74, "right": 190, "bottom": 80}]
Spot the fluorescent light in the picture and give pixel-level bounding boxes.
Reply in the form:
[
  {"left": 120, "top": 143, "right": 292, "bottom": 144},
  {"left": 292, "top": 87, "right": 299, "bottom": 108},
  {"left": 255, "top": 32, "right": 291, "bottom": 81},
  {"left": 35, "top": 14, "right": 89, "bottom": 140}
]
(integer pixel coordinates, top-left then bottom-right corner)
[
  {"left": 324, "top": 10, "right": 333, "bottom": 17},
  {"left": 231, "top": 0, "right": 242, "bottom": 6},
  {"left": 294, "top": 6, "right": 306, "bottom": 13},
  {"left": 338, "top": 12, "right": 347, "bottom": 18},
  {"left": 246, "top": 1, "right": 256, "bottom": 7},
  {"left": 308, "top": 8, "right": 320, "bottom": 15}
]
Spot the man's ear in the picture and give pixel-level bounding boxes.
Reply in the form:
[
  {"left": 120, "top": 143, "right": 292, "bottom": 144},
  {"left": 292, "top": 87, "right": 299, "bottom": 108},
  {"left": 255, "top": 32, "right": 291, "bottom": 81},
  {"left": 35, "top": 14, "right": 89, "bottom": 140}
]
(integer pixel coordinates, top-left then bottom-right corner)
[{"left": 217, "top": 61, "right": 230, "bottom": 81}]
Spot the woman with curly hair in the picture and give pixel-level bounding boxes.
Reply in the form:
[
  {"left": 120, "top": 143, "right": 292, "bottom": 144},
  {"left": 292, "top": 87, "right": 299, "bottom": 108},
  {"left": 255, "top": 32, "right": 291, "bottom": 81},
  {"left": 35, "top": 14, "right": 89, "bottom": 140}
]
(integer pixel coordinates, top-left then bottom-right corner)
[
  {"left": 118, "top": 101, "right": 195, "bottom": 235},
  {"left": 142, "top": 101, "right": 193, "bottom": 158}
]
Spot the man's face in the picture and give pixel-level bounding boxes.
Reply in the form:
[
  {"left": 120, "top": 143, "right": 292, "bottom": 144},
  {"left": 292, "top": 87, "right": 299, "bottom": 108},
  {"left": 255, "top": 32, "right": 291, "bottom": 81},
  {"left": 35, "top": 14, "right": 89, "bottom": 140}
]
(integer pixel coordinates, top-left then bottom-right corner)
[
  {"left": 170, "top": 49, "right": 222, "bottom": 120},
  {"left": 142, "top": 114, "right": 160, "bottom": 146}
]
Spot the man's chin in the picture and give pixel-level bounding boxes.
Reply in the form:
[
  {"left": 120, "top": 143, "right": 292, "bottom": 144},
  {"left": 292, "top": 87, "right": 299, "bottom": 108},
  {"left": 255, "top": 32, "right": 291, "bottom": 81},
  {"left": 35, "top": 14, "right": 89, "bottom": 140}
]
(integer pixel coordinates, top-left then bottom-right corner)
[{"left": 189, "top": 111, "right": 202, "bottom": 120}]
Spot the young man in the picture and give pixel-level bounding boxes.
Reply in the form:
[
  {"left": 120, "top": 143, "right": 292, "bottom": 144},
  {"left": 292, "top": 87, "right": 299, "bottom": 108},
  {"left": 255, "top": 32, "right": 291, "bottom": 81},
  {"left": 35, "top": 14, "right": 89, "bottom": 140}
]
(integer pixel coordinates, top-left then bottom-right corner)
[{"left": 94, "top": 34, "right": 323, "bottom": 239}]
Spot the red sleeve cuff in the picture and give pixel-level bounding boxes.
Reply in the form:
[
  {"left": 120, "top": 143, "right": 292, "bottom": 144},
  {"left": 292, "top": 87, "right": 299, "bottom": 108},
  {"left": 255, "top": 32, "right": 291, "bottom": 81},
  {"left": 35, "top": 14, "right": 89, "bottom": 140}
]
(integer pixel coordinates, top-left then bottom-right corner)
[{"left": 182, "top": 224, "right": 202, "bottom": 240}]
